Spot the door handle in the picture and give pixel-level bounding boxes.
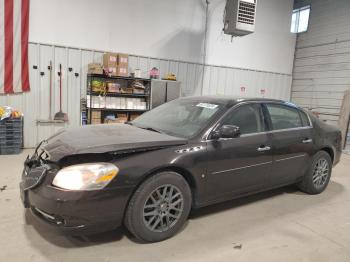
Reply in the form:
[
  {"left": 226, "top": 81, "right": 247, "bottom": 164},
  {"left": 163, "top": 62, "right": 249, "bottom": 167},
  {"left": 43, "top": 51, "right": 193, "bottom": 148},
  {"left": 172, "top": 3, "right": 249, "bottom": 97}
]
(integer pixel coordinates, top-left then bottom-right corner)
[
  {"left": 257, "top": 146, "right": 271, "bottom": 152},
  {"left": 302, "top": 138, "right": 313, "bottom": 144}
]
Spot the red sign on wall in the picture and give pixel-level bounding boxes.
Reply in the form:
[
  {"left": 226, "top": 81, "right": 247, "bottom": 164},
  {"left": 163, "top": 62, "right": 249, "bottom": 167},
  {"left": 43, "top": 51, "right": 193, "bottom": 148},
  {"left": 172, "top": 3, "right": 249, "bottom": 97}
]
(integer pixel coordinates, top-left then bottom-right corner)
[{"left": 240, "top": 86, "right": 246, "bottom": 92}]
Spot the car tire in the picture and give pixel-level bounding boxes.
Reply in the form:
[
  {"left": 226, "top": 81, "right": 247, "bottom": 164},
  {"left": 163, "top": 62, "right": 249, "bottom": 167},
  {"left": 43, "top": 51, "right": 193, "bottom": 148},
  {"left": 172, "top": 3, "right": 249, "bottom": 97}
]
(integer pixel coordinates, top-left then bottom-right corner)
[
  {"left": 124, "top": 171, "right": 192, "bottom": 242},
  {"left": 298, "top": 150, "right": 333, "bottom": 194}
]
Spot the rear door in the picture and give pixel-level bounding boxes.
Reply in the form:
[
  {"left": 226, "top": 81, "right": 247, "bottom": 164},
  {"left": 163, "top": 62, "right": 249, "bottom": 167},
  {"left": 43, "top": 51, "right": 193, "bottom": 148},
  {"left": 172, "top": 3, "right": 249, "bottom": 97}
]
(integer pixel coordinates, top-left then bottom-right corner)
[{"left": 263, "top": 103, "right": 314, "bottom": 186}]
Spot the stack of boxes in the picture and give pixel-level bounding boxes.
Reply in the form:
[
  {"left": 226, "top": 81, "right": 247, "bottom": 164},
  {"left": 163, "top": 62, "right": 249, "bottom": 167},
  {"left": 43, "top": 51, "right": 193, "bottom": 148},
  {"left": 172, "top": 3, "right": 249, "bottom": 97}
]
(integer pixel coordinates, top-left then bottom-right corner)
[
  {"left": 103, "top": 53, "right": 118, "bottom": 76},
  {"left": 103, "top": 53, "right": 129, "bottom": 77},
  {"left": 91, "top": 110, "right": 102, "bottom": 125},
  {"left": 117, "top": 53, "right": 129, "bottom": 77}
]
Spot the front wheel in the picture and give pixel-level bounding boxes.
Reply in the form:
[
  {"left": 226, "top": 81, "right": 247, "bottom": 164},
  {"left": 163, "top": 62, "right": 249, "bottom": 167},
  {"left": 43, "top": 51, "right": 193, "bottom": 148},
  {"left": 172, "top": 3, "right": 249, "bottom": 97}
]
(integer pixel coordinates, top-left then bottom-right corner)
[
  {"left": 298, "top": 151, "right": 332, "bottom": 194},
  {"left": 124, "top": 171, "right": 192, "bottom": 242}
]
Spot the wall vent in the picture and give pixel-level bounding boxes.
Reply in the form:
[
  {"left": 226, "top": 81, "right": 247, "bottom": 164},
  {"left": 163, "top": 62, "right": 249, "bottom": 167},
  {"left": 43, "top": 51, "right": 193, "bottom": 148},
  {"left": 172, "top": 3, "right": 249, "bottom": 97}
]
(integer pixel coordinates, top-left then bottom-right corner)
[{"left": 224, "top": 0, "right": 257, "bottom": 37}]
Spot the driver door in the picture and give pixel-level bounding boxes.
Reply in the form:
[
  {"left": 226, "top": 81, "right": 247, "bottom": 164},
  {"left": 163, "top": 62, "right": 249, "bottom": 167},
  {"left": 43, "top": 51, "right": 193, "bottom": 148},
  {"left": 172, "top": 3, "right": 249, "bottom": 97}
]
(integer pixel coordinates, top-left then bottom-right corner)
[{"left": 205, "top": 103, "right": 273, "bottom": 202}]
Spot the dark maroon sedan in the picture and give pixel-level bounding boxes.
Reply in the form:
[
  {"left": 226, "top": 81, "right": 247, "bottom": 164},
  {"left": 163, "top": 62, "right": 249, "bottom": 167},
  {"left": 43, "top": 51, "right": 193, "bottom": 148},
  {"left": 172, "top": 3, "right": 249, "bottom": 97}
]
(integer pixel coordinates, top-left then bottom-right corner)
[{"left": 20, "top": 96, "right": 342, "bottom": 242}]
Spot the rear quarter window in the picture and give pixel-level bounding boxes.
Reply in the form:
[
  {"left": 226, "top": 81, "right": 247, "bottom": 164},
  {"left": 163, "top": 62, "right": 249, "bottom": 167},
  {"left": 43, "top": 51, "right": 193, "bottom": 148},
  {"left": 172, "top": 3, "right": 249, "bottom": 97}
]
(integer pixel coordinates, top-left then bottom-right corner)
[{"left": 299, "top": 110, "right": 311, "bottom": 127}]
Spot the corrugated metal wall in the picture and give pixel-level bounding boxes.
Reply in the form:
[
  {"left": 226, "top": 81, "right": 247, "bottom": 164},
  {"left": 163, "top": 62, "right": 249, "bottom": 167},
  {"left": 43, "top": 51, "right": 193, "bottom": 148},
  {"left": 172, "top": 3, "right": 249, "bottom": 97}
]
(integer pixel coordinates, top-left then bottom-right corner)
[
  {"left": 0, "top": 42, "right": 292, "bottom": 148},
  {"left": 291, "top": 0, "right": 350, "bottom": 151}
]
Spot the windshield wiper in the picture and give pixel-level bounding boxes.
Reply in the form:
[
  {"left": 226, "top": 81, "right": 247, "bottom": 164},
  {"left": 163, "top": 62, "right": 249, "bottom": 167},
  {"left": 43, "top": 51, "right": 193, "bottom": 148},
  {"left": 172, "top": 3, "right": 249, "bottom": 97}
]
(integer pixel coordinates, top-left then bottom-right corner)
[
  {"left": 139, "top": 126, "right": 164, "bottom": 134},
  {"left": 127, "top": 122, "right": 164, "bottom": 134}
]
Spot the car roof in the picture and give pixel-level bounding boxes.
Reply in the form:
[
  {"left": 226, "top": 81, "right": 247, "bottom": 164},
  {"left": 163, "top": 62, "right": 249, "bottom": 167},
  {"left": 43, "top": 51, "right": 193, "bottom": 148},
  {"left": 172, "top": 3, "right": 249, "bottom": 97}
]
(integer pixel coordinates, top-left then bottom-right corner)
[{"left": 180, "top": 95, "right": 287, "bottom": 107}]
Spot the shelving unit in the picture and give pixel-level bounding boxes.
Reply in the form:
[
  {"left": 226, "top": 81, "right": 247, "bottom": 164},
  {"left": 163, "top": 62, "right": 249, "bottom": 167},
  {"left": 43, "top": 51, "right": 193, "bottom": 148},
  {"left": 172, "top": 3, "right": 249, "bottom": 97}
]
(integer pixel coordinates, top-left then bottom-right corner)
[
  {"left": 88, "top": 108, "right": 148, "bottom": 113},
  {"left": 85, "top": 74, "right": 151, "bottom": 124}
]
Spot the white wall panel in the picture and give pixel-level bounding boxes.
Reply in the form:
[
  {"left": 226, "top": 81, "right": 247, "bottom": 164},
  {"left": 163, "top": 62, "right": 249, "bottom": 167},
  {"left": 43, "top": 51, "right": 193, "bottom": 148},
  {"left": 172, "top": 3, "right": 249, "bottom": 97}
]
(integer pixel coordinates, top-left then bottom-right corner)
[
  {"left": 81, "top": 50, "right": 94, "bottom": 97},
  {"left": 0, "top": 42, "right": 291, "bottom": 148},
  {"left": 28, "top": 0, "right": 296, "bottom": 75},
  {"left": 291, "top": 0, "right": 350, "bottom": 130},
  {"left": 67, "top": 49, "right": 82, "bottom": 128}
]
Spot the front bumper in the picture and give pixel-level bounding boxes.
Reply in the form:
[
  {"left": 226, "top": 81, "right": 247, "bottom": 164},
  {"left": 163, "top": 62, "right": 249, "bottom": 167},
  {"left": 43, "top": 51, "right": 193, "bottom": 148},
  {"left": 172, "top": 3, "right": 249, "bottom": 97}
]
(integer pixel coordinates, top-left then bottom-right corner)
[
  {"left": 24, "top": 184, "right": 133, "bottom": 235},
  {"left": 20, "top": 159, "right": 134, "bottom": 235}
]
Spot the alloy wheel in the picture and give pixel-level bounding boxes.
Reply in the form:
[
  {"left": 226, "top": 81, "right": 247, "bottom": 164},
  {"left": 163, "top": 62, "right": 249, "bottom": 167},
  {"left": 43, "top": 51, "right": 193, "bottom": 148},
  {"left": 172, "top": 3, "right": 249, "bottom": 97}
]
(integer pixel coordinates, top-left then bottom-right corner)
[
  {"left": 143, "top": 184, "right": 184, "bottom": 233},
  {"left": 312, "top": 158, "right": 329, "bottom": 188}
]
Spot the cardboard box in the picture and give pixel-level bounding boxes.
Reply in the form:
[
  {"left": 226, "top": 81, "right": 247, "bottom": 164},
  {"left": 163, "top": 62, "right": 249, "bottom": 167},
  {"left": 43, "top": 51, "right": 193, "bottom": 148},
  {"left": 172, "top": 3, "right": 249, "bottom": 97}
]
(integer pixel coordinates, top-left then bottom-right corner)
[
  {"left": 117, "top": 65, "right": 128, "bottom": 77},
  {"left": 107, "top": 82, "right": 120, "bottom": 93},
  {"left": 88, "top": 63, "right": 103, "bottom": 74},
  {"left": 91, "top": 118, "right": 101, "bottom": 125},
  {"left": 91, "top": 110, "right": 101, "bottom": 119},
  {"left": 105, "top": 119, "right": 117, "bottom": 124},
  {"left": 103, "top": 53, "right": 118, "bottom": 67},
  {"left": 133, "top": 87, "right": 145, "bottom": 94},
  {"left": 130, "top": 113, "right": 141, "bottom": 121},
  {"left": 116, "top": 113, "right": 128, "bottom": 123},
  {"left": 117, "top": 53, "right": 129, "bottom": 65},
  {"left": 117, "top": 113, "right": 128, "bottom": 119},
  {"left": 105, "top": 66, "right": 118, "bottom": 76},
  {"left": 121, "top": 87, "right": 133, "bottom": 94}
]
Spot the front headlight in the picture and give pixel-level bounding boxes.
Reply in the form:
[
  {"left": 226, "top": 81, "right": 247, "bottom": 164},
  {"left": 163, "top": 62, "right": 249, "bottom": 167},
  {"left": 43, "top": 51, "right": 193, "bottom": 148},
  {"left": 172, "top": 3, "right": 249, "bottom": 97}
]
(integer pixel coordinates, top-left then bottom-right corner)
[{"left": 52, "top": 163, "right": 119, "bottom": 191}]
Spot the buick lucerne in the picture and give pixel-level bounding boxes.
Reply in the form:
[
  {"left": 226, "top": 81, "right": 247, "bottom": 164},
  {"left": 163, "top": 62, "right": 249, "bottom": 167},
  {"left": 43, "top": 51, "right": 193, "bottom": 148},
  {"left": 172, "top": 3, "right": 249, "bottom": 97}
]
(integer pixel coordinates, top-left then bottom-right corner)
[{"left": 20, "top": 96, "right": 342, "bottom": 242}]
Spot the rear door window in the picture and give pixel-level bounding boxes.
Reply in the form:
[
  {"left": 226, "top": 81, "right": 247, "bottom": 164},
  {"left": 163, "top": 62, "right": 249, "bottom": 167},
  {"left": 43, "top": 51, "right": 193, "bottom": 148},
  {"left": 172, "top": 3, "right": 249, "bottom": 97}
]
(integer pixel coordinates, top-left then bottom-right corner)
[{"left": 266, "top": 104, "right": 303, "bottom": 130}]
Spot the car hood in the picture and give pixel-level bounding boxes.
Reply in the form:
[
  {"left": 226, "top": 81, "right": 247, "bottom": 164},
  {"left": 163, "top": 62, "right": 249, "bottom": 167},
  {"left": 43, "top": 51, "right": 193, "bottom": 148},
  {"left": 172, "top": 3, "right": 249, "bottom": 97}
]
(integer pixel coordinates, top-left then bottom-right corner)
[{"left": 43, "top": 124, "right": 188, "bottom": 162}]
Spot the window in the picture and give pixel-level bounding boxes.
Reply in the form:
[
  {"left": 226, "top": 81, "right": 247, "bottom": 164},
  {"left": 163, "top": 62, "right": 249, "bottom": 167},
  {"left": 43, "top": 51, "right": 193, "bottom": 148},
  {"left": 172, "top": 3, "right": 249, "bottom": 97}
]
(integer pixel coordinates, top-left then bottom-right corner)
[
  {"left": 266, "top": 104, "right": 303, "bottom": 130},
  {"left": 291, "top": 5, "right": 310, "bottom": 33},
  {"left": 223, "top": 104, "right": 265, "bottom": 135},
  {"left": 300, "top": 110, "right": 311, "bottom": 127},
  {"left": 132, "top": 99, "right": 223, "bottom": 138}
]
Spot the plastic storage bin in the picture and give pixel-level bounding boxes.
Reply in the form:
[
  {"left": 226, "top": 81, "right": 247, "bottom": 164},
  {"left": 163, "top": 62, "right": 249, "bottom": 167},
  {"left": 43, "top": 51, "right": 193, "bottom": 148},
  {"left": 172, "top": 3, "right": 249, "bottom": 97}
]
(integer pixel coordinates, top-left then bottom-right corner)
[{"left": 0, "top": 118, "right": 23, "bottom": 155}]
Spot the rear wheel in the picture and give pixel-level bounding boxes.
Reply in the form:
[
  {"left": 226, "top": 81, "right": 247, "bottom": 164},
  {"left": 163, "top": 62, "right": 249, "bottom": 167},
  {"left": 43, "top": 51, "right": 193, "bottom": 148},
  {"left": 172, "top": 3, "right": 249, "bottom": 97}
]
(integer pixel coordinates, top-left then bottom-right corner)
[
  {"left": 124, "top": 171, "right": 192, "bottom": 242},
  {"left": 298, "top": 151, "right": 332, "bottom": 194}
]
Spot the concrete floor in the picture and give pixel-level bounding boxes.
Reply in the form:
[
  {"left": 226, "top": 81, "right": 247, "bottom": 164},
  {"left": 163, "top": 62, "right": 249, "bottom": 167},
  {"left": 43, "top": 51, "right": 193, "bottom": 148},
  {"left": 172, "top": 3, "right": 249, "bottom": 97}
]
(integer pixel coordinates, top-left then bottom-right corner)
[{"left": 1, "top": 150, "right": 350, "bottom": 262}]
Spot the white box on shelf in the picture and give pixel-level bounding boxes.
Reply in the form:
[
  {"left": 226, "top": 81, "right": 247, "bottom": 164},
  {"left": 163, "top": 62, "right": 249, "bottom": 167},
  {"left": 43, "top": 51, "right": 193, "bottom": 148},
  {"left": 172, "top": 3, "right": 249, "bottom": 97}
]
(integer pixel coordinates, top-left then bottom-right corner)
[
  {"left": 87, "top": 95, "right": 91, "bottom": 108},
  {"left": 99, "top": 96, "right": 106, "bottom": 108},
  {"left": 92, "top": 96, "right": 99, "bottom": 108},
  {"left": 109, "top": 97, "right": 115, "bottom": 109},
  {"left": 115, "top": 97, "right": 120, "bottom": 109},
  {"left": 137, "top": 99, "right": 142, "bottom": 109},
  {"left": 107, "top": 97, "right": 112, "bottom": 109},
  {"left": 127, "top": 98, "right": 134, "bottom": 110},
  {"left": 120, "top": 98, "right": 126, "bottom": 109},
  {"left": 114, "top": 98, "right": 120, "bottom": 109}
]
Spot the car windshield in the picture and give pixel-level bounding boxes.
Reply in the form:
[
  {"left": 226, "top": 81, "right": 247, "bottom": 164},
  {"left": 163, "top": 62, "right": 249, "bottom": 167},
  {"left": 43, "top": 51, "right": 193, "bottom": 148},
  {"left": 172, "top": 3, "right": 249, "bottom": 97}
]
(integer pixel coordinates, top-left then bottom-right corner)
[{"left": 131, "top": 99, "right": 224, "bottom": 138}]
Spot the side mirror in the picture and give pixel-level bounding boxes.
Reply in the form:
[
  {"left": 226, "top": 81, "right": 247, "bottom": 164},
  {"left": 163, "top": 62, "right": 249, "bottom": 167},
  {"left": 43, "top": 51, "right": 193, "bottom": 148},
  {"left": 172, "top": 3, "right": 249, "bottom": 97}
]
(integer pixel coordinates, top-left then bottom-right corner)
[{"left": 211, "top": 125, "right": 241, "bottom": 140}]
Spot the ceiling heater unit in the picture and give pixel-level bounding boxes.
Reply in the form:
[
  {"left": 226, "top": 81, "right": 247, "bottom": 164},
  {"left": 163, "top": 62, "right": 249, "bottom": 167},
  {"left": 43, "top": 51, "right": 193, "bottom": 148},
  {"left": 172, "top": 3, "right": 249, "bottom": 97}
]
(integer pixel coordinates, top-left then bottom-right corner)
[{"left": 223, "top": 0, "right": 257, "bottom": 36}]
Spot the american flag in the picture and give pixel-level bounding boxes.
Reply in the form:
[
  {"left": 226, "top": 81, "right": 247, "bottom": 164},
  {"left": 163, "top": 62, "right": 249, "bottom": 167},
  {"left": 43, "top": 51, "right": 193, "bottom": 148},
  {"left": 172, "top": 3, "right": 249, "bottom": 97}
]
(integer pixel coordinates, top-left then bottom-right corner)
[{"left": 0, "top": 0, "right": 30, "bottom": 94}]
